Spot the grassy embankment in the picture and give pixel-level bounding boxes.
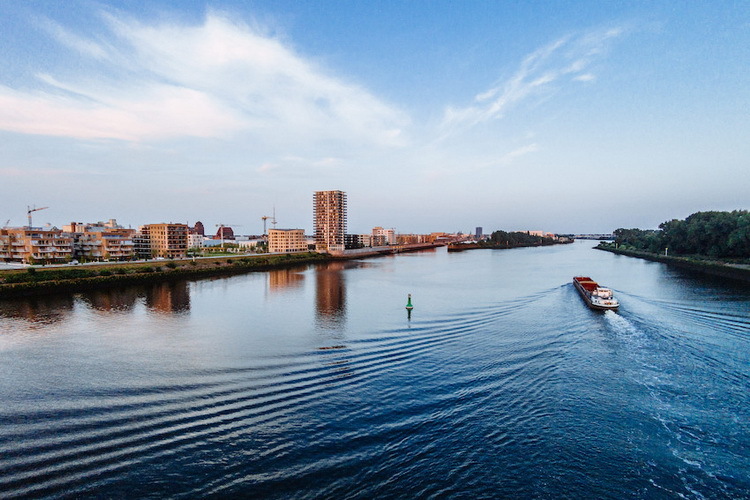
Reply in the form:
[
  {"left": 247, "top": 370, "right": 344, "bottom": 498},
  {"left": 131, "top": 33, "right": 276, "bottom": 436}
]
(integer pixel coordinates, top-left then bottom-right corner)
[
  {"left": 0, "top": 252, "right": 331, "bottom": 298},
  {"left": 595, "top": 242, "right": 750, "bottom": 282}
]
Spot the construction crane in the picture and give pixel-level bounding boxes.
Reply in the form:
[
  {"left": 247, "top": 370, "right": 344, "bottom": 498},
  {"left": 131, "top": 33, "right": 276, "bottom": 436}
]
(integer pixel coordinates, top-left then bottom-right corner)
[
  {"left": 3, "top": 219, "right": 10, "bottom": 228},
  {"left": 261, "top": 208, "right": 277, "bottom": 234},
  {"left": 261, "top": 216, "right": 273, "bottom": 235},
  {"left": 27, "top": 205, "right": 48, "bottom": 228}
]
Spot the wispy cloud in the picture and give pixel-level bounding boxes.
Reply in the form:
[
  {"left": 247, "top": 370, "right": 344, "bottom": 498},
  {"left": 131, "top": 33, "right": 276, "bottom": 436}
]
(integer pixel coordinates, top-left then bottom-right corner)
[
  {"left": 0, "top": 11, "right": 408, "bottom": 147},
  {"left": 0, "top": 82, "right": 243, "bottom": 141},
  {"left": 494, "top": 143, "right": 540, "bottom": 165},
  {"left": 39, "top": 18, "right": 110, "bottom": 60},
  {"left": 439, "top": 27, "right": 624, "bottom": 137},
  {"left": 423, "top": 142, "right": 539, "bottom": 181},
  {"left": 573, "top": 73, "right": 596, "bottom": 82},
  {"left": 0, "top": 166, "right": 81, "bottom": 178},
  {"left": 257, "top": 155, "right": 343, "bottom": 174}
]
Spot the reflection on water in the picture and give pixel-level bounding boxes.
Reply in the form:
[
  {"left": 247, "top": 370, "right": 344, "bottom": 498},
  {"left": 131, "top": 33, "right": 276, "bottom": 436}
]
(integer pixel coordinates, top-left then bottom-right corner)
[
  {"left": 315, "top": 261, "right": 347, "bottom": 332},
  {"left": 0, "top": 261, "right": 375, "bottom": 328},
  {"left": 267, "top": 267, "right": 305, "bottom": 292},
  {"left": 80, "top": 287, "right": 139, "bottom": 312},
  {"left": 145, "top": 281, "right": 190, "bottom": 313},
  {"left": 0, "top": 280, "right": 192, "bottom": 325},
  {"left": 0, "top": 244, "right": 749, "bottom": 498},
  {"left": 0, "top": 294, "right": 74, "bottom": 324}
]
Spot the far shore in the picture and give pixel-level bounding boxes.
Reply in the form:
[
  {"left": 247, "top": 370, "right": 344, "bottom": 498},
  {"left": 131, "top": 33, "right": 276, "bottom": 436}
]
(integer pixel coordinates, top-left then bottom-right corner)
[{"left": 447, "top": 239, "right": 573, "bottom": 252}]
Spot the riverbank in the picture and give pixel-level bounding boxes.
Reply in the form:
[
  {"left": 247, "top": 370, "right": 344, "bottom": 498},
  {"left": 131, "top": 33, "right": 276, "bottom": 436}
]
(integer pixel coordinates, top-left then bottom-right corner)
[
  {"left": 0, "top": 243, "right": 445, "bottom": 298},
  {"left": 0, "top": 253, "right": 332, "bottom": 298},
  {"left": 595, "top": 243, "right": 750, "bottom": 282},
  {"left": 447, "top": 240, "right": 573, "bottom": 252}
]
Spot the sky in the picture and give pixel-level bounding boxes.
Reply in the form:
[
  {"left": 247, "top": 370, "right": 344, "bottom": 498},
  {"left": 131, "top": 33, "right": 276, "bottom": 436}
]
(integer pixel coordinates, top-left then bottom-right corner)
[{"left": 0, "top": 1, "right": 748, "bottom": 235}]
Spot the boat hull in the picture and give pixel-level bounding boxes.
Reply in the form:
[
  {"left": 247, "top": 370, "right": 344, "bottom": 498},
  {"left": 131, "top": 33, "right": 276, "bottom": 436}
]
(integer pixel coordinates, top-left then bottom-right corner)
[
  {"left": 573, "top": 277, "right": 619, "bottom": 311},
  {"left": 585, "top": 301, "right": 619, "bottom": 311}
]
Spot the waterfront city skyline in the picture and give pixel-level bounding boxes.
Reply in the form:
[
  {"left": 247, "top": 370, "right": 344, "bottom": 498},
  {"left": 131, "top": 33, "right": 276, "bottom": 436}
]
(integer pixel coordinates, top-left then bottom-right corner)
[{"left": 0, "top": 1, "right": 748, "bottom": 234}]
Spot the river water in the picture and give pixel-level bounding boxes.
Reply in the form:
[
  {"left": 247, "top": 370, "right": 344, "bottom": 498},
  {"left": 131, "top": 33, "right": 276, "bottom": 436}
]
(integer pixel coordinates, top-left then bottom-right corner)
[{"left": 0, "top": 241, "right": 748, "bottom": 498}]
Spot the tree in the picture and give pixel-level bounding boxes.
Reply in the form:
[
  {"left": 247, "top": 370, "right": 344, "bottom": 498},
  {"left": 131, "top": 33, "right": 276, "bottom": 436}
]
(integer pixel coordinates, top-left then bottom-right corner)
[{"left": 616, "top": 210, "right": 750, "bottom": 258}]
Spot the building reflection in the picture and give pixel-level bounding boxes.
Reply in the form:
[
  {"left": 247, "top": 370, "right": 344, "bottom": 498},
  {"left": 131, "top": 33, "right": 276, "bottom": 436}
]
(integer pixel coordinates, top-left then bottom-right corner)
[
  {"left": 81, "top": 287, "right": 139, "bottom": 312},
  {"left": 315, "top": 261, "right": 347, "bottom": 332},
  {"left": 145, "top": 281, "right": 191, "bottom": 313},
  {"left": 0, "top": 295, "right": 75, "bottom": 324},
  {"left": 0, "top": 282, "right": 192, "bottom": 323},
  {"left": 268, "top": 268, "right": 305, "bottom": 292}
]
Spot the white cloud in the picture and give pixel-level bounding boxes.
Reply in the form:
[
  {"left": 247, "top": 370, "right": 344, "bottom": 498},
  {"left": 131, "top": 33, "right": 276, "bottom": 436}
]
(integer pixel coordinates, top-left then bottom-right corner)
[
  {"left": 0, "top": 11, "right": 408, "bottom": 147},
  {"left": 440, "top": 27, "right": 624, "bottom": 137},
  {"left": 573, "top": 73, "right": 596, "bottom": 82},
  {"left": 0, "top": 83, "right": 242, "bottom": 141},
  {"left": 498, "top": 143, "right": 539, "bottom": 164}
]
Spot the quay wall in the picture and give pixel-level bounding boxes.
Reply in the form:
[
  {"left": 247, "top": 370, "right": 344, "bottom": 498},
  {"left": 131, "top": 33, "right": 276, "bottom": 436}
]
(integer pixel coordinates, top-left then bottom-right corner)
[{"left": 329, "top": 243, "right": 443, "bottom": 258}]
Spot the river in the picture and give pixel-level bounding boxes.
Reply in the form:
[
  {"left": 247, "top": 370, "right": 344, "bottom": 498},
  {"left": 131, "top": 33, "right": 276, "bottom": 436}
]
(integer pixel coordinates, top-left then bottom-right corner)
[{"left": 1, "top": 241, "right": 748, "bottom": 498}]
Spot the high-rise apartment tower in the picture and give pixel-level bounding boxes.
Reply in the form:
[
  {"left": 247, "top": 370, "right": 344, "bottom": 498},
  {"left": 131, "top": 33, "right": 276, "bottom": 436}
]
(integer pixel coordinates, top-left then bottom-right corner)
[{"left": 313, "top": 190, "right": 347, "bottom": 253}]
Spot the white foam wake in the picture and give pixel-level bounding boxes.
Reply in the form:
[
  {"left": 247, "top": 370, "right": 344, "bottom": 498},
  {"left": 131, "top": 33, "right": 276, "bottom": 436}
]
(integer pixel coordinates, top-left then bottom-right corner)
[{"left": 604, "top": 309, "right": 641, "bottom": 336}]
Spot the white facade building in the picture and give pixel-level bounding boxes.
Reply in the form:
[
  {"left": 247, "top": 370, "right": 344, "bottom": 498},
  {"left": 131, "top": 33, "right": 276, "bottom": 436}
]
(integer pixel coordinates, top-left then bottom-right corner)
[
  {"left": 188, "top": 233, "right": 205, "bottom": 249},
  {"left": 372, "top": 226, "right": 396, "bottom": 246}
]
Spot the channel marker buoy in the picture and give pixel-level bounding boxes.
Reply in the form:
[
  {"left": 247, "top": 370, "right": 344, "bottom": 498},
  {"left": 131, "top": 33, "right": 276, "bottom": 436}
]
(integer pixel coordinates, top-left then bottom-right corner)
[{"left": 405, "top": 294, "right": 414, "bottom": 310}]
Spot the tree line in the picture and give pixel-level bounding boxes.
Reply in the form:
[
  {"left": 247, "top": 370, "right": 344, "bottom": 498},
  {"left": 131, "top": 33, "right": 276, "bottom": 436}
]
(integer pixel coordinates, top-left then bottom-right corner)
[
  {"left": 488, "top": 230, "right": 561, "bottom": 248},
  {"left": 612, "top": 210, "right": 750, "bottom": 258}
]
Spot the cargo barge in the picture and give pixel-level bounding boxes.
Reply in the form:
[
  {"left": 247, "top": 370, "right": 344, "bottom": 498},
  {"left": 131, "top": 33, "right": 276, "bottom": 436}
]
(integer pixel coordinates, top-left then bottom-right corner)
[{"left": 573, "top": 276, "right": 619, "bottom": 310}]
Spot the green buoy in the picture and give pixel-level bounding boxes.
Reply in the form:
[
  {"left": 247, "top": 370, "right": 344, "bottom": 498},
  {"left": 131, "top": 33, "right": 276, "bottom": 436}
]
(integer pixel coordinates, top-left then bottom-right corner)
[{"left": 405, "top": 294, "right": 414, "bottom": 310}]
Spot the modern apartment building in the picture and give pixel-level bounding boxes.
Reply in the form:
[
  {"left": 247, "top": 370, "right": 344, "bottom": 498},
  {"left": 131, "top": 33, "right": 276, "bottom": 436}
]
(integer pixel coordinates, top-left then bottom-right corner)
[
  {"left": 133, "top": 233, "right": 151, "bottom": 260},
  {"left": 140, "top": 223, "right": 189, "bottom": 259},
  {"left": 372, "top": 226, "right": 396, "bottom": 246},
  {"left": 344, "top": 234, "right": 367, "bottom": 249},
  {"left": 76, "top": 229, "right": 135, "bottom": 261},
  {"left": 313, "top": 190, "right": 347, "bottom": 253},
  {"left": 63, "top": 221, "right": 135, "bottom": 261},
  {"left": 187, "top": 233, "right": 205, "bottom": 249},
  {"left": 0, "top": 227, "right": 74, "bottom": 264},
  {"left": 268, "top": 229, "right": 307, "bottom": 253},
  {"left": 396, "top": 233, "right": 429, "bottom": 245}
]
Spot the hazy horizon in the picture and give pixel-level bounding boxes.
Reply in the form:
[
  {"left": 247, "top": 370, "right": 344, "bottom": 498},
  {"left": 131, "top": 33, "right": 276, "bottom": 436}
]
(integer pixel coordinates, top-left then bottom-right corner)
[{"left": 1, "top": 1, "right": 748, "bottom": 234}]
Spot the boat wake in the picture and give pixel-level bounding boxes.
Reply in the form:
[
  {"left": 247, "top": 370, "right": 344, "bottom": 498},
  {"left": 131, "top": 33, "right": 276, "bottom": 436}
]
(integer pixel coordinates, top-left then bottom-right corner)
[{"left": 603, "top": 310, "right": 640, "bottom": 336}]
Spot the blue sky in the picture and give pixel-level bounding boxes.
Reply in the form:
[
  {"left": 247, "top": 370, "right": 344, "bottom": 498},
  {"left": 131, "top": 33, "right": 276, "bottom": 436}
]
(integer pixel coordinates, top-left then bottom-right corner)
[{"left": 1, "top": 1, "right": 748, "bottom": 234}]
